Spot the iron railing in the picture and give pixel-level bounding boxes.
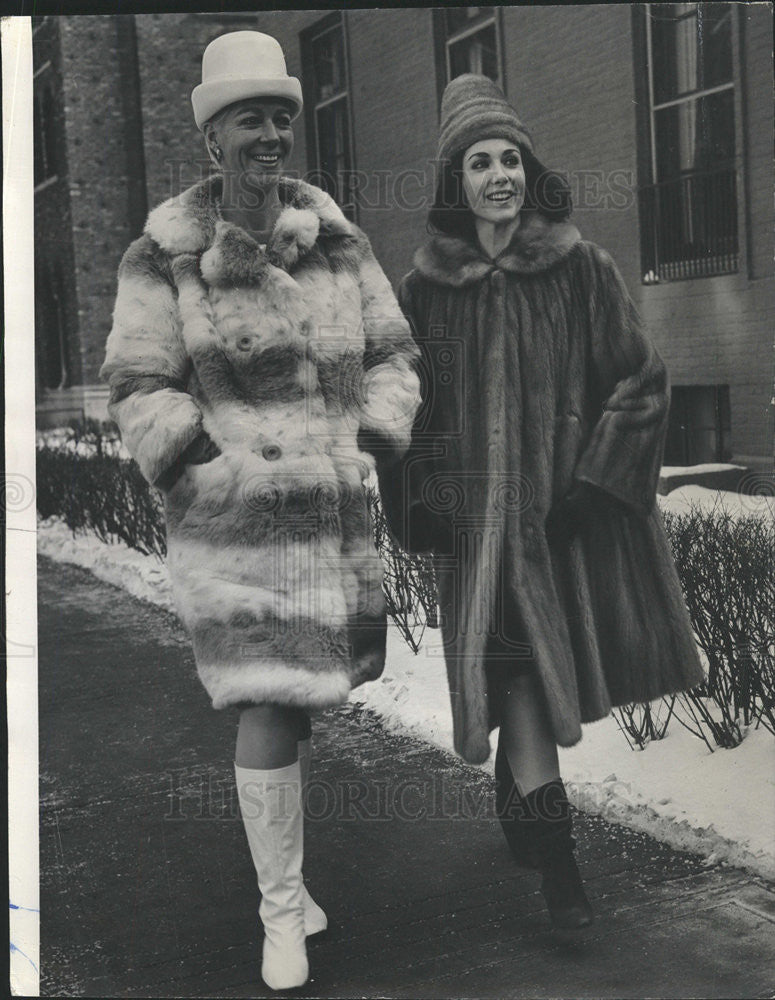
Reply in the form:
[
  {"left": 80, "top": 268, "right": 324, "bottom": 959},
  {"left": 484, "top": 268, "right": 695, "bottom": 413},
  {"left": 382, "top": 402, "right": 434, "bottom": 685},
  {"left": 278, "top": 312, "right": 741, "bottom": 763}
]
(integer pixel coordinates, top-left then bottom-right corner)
[{"left": 639, "top": 166, "right": 738, "bottom": 282}]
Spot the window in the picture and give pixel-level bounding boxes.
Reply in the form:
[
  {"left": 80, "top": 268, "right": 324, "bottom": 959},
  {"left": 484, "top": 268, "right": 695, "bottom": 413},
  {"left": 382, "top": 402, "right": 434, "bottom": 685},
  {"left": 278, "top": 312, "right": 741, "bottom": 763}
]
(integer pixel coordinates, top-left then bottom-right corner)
[
  {"left": 33, "top": 71, "right": 60, "bottom": 188},
  {"left": 664, "top": 386, "right": 731, "bottom": 465},
  {"left": 434, "top": 7, "right": 502, "bottom": 91},
  {"left": 35, "top": 261, "right": 69, "bottom": 391},
  {"left": 433, "top": 8, "right": 503, "bottom": 113},
  {"left": 444, "top": 8, "right": 501, "bottom": 83},
  {"left": 301, "top": 14, "right": 357, "bottom": 221},
  {"left": 638, "top": 3, "right": 738, "bottom": 282}
]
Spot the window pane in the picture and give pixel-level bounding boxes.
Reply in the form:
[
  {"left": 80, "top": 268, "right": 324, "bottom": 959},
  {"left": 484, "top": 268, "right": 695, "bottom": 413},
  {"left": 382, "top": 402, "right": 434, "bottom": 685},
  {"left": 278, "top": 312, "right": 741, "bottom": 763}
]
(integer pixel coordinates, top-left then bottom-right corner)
[
  {"left": 445, "top": 7, "right": 490, "bottom": 35},
  {"left": 315, "top": 98, "right": 350, "bottom": 204},
  {"left": 700, "top": 3, "right": 734, "bottom": 89},
  {"left": 655, "top": 89, "right": 735, "bottom": 178},
  {"left": 649, "top": 167, "right": 737, "bottom": 276},
  {"left": 311, "top": 25, "right": 346, "bottom": 104},
  {"left": 651, "top": 1, "right": 732, "bottom": 103},
  {"left": 665, "top": 385, "right": 728, "bottom": 464},
  {"left": 449, "top": 24, "right": 498, "bottom": 81}
]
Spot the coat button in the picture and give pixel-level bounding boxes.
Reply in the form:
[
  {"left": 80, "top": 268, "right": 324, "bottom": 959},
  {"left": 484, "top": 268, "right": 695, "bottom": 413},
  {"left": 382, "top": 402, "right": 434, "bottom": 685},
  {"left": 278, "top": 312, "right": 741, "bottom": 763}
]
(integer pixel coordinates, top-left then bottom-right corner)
[
  {"left": 237, "top": 336, "right": 252, "bottom": 351},
  {"left": 262, "top": 444, "right": 282, "bottom": 461}
]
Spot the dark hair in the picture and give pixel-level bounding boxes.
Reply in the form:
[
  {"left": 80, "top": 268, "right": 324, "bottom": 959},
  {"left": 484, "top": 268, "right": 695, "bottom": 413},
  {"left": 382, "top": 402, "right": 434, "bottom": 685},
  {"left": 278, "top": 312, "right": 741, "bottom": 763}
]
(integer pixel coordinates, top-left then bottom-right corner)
[{"left": 428, "top": 143, "right": 572, "bottom": 239}]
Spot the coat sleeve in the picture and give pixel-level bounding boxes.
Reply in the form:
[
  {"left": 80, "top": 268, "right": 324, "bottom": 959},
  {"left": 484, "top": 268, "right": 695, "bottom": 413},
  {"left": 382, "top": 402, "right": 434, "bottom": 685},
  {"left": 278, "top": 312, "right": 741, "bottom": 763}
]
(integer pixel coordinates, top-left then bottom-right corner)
[
  {"left": 572, "top": 245, "right": 670, "bottom": 516},
  {"left": 354, "top": 229, "right": 422, "bottom": 460},
  {"left": 99, "top": 236, "right": 205, "bottom": 488}
]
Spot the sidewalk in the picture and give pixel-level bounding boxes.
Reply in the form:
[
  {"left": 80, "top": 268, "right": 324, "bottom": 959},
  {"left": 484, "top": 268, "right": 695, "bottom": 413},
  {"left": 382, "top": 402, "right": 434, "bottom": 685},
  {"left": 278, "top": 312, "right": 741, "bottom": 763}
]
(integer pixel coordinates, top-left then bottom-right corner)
[{"left": 38, "top": 556, "right": 775, "bottom": 999}]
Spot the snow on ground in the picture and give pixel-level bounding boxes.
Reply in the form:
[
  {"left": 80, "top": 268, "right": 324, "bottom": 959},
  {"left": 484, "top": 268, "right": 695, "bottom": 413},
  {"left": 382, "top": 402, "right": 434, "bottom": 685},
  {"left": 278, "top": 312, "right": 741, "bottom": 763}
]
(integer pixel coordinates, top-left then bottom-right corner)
[
  {"left": 558, "top": 716, "right": 775, "bottom": 878},
  {"left": 661, "top": 464, "right": 748, "bottom": 476},
  {"left": 37, "top": 517, "right": 176, "bottom": 613},
  {"left": 37, "top": 504, "right": 775, "bottom": 880},
  {"left": 658, "top": 484, "right": 775, "bottom": 520}
]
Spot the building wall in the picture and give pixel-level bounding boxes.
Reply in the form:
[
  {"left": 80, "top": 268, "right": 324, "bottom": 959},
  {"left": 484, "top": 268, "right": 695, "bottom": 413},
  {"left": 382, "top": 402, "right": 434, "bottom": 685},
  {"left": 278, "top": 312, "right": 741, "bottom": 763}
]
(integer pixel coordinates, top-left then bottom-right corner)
[
  {"left": 56, "top": 16, "right": 144, "bottom": 387},
  {"left": 633, "top": 3, "right": 774, "bottom": 467},
  {"left": 741, "top": 4, "right": 775, "bottom": 282},
  {"left": 347, "top": 8, "right": 439, "bottom": 287},
  {"left": 35, "top": 8, "right": 773, "bottom": 466},
  {"left": 502, "top": 4, "right": 641, "bottom": 287}
]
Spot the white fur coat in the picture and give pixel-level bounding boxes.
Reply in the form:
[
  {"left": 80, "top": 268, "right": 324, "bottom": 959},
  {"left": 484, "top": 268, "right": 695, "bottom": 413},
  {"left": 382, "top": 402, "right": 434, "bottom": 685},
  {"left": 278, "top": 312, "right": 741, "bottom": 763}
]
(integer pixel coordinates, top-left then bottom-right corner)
[{"left": 101, "top": 175, "right": 420, "bottom": 710}]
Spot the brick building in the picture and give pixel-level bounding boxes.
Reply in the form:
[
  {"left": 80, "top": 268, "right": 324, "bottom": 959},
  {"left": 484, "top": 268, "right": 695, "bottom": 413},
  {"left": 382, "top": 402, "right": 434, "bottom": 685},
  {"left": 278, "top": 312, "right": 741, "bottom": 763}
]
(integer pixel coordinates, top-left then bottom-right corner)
[{"left": 33, "top": 5, "right": 773, "bottom": 469}]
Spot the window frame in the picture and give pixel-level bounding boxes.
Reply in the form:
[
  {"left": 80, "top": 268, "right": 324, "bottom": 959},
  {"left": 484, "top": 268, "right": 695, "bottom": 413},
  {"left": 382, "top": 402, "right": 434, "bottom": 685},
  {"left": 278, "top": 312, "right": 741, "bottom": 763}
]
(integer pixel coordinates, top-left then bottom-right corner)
[
  {"left": 636, "top": 2, "right": 741, "bottom": 283},
  {"left": 433, "top": 7, "right": 505, "bottom": 103},
  {"left": 33, "top": 62, "right": 59, "bottom": 192},
  {"left": 664, "top": 384, "right": 731, "bottom": 465},
  {"left": 644, "top": 3, "right": 736, "bottom": 183}
]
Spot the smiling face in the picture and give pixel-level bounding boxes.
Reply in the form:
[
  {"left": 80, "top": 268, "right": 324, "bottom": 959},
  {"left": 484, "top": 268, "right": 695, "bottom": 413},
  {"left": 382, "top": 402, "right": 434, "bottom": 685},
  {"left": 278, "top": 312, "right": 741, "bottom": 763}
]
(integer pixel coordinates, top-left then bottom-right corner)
[
  {"left": 461, "top": 139, "right": 526, "bottom": 226},
  {"left": 206, "top": 98, "right": 295, "bottom": 189}
]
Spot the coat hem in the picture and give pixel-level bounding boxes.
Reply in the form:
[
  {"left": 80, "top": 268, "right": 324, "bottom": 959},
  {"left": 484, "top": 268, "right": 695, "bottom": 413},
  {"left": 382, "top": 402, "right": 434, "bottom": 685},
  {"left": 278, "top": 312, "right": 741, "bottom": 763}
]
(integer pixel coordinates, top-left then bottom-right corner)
[{"left": 205, "top": 664, "right": 353, "bottom": 711}]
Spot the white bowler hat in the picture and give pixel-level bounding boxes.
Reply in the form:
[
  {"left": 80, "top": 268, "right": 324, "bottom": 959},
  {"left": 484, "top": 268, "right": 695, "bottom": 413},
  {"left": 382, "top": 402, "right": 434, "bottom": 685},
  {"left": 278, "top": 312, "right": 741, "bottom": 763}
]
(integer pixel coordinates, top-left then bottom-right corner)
[{"left": 191, "top": 31, "right": 303, "bottom": 131}]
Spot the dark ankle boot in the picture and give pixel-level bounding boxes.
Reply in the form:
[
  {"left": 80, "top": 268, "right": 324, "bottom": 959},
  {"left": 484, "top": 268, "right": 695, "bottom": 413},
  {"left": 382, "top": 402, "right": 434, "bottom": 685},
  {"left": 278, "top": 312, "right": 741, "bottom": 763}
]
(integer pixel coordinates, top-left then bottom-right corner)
[
  {"left": 494, "top": 740, "right": 539, "bottom": 869},
  {"left": 494, "top": 743, "right": 594, "bottom": 929}
]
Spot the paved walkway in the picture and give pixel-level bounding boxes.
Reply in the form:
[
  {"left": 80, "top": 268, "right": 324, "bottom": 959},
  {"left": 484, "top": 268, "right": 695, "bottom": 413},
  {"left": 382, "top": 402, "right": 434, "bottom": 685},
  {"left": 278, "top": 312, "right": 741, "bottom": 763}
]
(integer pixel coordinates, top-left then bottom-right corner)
[{"left": 38, "top": 556, "right": 775, "bottom": 998}]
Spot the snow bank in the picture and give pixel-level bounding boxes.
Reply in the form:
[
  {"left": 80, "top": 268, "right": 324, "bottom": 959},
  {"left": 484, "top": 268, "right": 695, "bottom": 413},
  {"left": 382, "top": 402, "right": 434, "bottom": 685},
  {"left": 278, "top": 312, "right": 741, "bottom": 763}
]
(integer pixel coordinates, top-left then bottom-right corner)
[
  {"left": 36, "top": 515, "right": 775, "bottom": 880},
  {"left": 661, "top": 464, "right": 748, "bottom": 476},
  {"left": 657, "top": 484, "right": 775, "bottom": 520},
  {"left": 37, "top": 517, "right": 176, "bottom": 612},
  {"left": 558, "top": 716, "right": 775, "bottom": 880}
]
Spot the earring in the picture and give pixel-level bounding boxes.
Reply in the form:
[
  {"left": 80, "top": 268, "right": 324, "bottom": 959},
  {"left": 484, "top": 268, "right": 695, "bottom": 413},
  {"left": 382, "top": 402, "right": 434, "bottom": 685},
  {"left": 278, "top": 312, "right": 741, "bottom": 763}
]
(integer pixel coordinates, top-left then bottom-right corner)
[{"left": 212, "top": 144, "right": 223, "bottom": 162}]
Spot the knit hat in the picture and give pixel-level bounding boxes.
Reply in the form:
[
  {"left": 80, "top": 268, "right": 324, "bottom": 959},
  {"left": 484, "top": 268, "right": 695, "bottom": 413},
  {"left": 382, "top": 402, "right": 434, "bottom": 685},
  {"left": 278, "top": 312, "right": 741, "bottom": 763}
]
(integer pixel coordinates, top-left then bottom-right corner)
[
  {"left": 437, "top": 74, "right": 533, "bottom": 162},
  {"left": 191, "top": 31, "right": 303, "bottom": 131}
]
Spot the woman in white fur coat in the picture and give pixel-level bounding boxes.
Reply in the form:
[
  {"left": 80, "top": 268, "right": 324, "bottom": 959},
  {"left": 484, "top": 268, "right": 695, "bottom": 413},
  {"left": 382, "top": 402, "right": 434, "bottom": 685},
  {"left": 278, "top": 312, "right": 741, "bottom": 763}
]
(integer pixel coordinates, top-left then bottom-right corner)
[{"left": 100, "top": 31, "right": 420, "bottom": 991}]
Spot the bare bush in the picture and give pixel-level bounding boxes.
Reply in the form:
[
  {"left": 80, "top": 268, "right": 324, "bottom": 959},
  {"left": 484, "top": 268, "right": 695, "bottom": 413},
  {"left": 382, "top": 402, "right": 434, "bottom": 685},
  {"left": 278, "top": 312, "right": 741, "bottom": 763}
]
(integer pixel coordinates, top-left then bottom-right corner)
[{"left": 367, "top": 486, "right": 438, "bottom": 652}]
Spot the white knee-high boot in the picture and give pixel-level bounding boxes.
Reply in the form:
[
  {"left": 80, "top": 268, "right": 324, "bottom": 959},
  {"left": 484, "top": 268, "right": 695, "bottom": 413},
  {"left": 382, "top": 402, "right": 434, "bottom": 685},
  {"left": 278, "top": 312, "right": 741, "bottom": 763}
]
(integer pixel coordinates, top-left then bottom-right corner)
[
  {"left": 297, "top": 737, "right": 328, "bottom": 936},
  {"left": 234, "top": 761, "right": 309, "bottom": 991}
]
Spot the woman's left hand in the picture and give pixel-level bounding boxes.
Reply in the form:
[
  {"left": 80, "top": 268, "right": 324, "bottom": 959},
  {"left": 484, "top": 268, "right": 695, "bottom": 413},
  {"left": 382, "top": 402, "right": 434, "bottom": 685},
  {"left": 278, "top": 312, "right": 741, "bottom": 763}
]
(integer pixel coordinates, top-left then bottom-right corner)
[{"left": 544, "top": 482, "right": 614, "bottom": 547}]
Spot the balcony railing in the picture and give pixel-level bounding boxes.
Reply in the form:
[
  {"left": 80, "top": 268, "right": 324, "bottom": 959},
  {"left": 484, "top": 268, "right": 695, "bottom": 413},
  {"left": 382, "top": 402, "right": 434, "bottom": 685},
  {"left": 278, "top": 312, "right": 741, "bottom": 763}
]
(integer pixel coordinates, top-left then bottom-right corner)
[{"left": 639, "top": 166, "right": 738, "bottom": 282}]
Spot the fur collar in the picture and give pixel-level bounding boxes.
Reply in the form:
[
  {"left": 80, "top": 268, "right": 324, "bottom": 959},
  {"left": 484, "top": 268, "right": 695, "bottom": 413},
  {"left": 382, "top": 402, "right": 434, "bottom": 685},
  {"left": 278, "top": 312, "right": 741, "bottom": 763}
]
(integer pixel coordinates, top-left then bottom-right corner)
[
  {"left": 415, "top": 212, "right": 582, "bottom": 287},
  {"left": 145, "top": 174, "right": 355, "bottom": 286}
]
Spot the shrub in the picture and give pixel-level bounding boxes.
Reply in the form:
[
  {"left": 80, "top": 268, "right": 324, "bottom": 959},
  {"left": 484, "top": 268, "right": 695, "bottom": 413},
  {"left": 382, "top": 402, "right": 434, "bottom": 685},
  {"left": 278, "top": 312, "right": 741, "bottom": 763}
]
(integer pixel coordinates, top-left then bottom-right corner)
[
  {"left": 36, "top": 421, "right": 166, "bottom": 559},
  {"left": 613, "top": 697, "right": 676, "bottom": 751},
  {"left": 661, "top": 502, "right": 775, "bottom": 746},
  {"left": 367, "top": 486, "right": 438, "bottom": 652}
]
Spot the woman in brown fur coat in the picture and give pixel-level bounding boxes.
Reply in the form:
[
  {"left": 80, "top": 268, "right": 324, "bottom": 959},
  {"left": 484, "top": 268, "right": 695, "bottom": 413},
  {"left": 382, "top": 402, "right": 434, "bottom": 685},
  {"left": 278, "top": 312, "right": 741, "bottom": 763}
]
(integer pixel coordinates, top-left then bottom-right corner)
[
  {"left": 377, "top": 74, "right": 703, "bottom": 929},
  {"left": 101, "top": 32, "right": 419, "bottom": 991}
]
